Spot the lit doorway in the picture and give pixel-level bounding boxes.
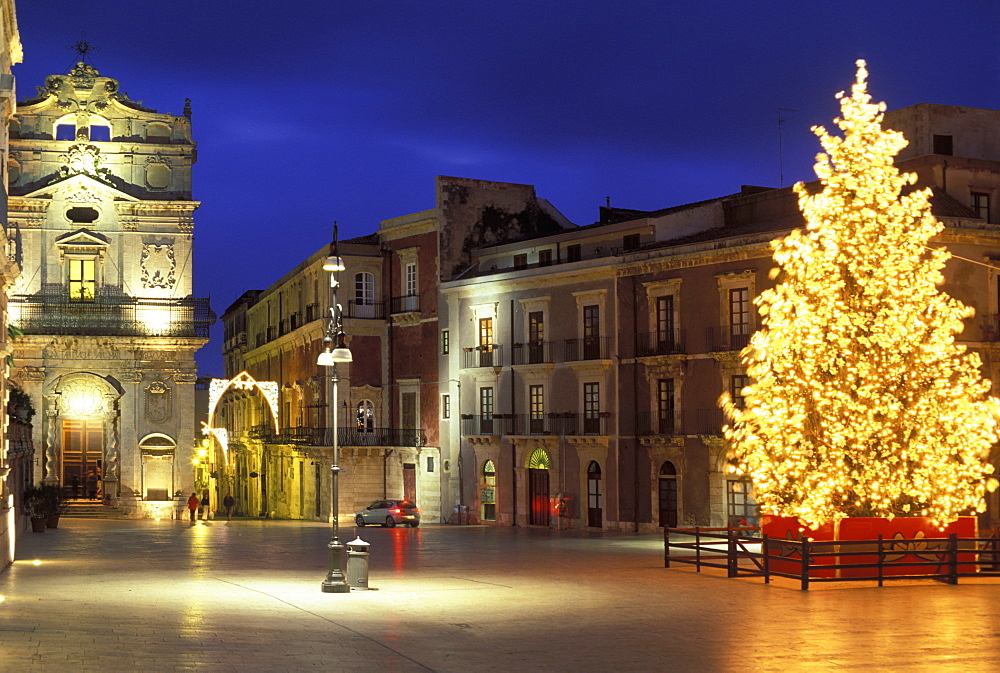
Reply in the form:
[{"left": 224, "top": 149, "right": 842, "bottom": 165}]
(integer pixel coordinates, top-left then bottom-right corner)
[
  {"left": 528, "top": 448, "right": 550, "bottom": 526},
  {"left": 62, "top": 419, "right": 103, "bottom": 497}
]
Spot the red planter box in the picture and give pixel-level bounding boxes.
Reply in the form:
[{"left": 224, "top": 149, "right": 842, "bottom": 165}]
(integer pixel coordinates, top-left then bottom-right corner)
[{"left": 762, "top": 515, "right": 978, "bottom": 579}]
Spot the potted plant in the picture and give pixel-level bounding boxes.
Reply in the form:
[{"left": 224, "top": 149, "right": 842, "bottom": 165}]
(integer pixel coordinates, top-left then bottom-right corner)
[
  {"left": 22, "top": 485, "right": 48, "bottom": 533},
  {"left": 42, "top": 484, "right": 66, "bottom": 528}
]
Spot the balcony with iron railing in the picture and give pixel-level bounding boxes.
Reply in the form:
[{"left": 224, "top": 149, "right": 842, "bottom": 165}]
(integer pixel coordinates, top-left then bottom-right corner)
[
  {"left": 250, "top": 425, "right": 426, "bottom": 447},
  {"left": 706, "top": 325, "right": 754, "bottom": 352},
  {"left": 637, "top": 410, "right": 676, "bottom": 435},
  {"left": 9, "top": 291, "right": 215, "bottom": 338},
  {"left": 511, "top": 341, "right": 553, "bottom": 365},
  {"left": 460, "top": 412, "right": 611, "bottom": 437},
  {"left": 345, "top": 300, "right": 387, "bottom": 320},
  {"left": 564, "top": 336, "right": 611, "bottom": 361},
  {"left": 636, "top": 329, "right": 686, "bottom": 357},
  {"left": 462, "top": 344, "right": 504, "bottom": 368},
  {"left": 390, "top": 294, "right": 420, "bottom": 314}
]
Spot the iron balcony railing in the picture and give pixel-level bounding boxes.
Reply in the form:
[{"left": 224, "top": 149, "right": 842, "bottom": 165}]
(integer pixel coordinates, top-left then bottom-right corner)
[
  {"left": 637, "top": 410, "right": 676, "bottom": 435},
  {"left": 636, "top": 329, "right": 686, "bottom": 357},
  {"left": 390, "top": 294, "right": 420, "bottom": 314},
  {"left": 250, "top": 425, "right": 425, "bottom": 448},
  {"left": 511, "top": 341, "right": 552, "bottom": 365},
  {"left": 692, "top": 408, "right": 726, "bottom": 435},
  {"left": 564, "top": 336, "right": 611, "bottom": 361},
  {"left": 706, "top": 325, "right": 754, "bottom": 352},
  {"left": 462, "top": 345, "right": 504, "bottom": 368},
  {"left": 345, "top": 300, "right": 387, "bottom": 320},
  {"left": 459, "top": 413, "right": 612, "bottom": 437},
  {"left": 9, "top": 292, "right": 215, "bottom": 338}
]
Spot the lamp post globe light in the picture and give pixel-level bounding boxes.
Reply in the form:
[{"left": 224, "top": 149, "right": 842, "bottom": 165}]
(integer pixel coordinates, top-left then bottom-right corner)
[{"left": 318, "top": 225, "right": 352, "bottom": 593}]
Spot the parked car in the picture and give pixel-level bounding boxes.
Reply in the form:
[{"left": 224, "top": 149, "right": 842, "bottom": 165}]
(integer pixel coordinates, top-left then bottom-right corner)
[{"left": 355, "top": 499, "right": 420, "bottom": 528}]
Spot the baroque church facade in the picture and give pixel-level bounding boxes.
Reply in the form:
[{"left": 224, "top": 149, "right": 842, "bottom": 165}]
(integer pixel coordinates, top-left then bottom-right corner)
[{"left": 7, "top": 63, "right": 213, "bottom": 517}]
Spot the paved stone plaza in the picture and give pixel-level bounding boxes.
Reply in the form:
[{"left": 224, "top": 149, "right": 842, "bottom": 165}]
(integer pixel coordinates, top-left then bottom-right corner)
[{"left": 1, "top": 518, "right": 998, "bottom": 672}]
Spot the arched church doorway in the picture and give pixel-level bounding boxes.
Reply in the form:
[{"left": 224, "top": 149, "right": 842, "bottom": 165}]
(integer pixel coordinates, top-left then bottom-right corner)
[
  {"left": 527, "top": 448, "right": 551, "bottom": 526},
  {"left": 658, "top": 461, "right": 678, "bottom": 527}
]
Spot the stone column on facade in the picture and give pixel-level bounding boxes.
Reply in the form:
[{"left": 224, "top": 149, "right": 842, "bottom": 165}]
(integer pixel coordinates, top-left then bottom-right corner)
[
  {"left": 42, "top": 394, "right": 60, "bottom": 485},
  {"left": 174, "top": 370, "right": 198, "bottom": 500},
  {"left": 102, "top": 394, "right": 120, "bottom": 503},
  {"left": 116, "top": 368, "right": 141, "bottom": 510}
]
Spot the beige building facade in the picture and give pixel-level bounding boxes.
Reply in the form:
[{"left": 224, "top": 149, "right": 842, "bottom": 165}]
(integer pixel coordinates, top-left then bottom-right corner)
[{"left": 7, "top": 63, "right": 213, "bottom": 518}]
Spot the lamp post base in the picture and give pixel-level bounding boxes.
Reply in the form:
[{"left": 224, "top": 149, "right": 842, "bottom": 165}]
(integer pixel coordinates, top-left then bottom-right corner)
[{"left": 321, "top": 539, "right": 350, "bottom": 593}]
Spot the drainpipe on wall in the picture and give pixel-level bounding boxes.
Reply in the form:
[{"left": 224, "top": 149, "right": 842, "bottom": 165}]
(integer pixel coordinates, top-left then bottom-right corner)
[{"left": 632, "top": 276, "right": 640, "bottom": 533}]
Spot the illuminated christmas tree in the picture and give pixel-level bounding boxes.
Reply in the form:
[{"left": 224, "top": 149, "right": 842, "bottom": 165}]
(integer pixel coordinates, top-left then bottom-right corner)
[{"left": 722, "top": 61, "right": 1000, "bottom": 529}]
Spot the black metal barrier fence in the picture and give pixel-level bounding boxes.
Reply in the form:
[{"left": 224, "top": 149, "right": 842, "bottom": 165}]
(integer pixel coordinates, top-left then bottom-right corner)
[{"left": 664, "top": 526, "right": 1000, "bottom": 590}]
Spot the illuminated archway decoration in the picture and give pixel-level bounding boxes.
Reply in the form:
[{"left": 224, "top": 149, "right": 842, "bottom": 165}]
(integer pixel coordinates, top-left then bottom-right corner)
[
  {"left": 199, "top": 423, "right": 229, "bottom": 458},
  {"left": 206, "top": 371, "right": 280, "bottom": 434}
]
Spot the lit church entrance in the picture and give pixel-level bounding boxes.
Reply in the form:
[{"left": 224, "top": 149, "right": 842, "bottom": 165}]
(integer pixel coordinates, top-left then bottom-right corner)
[
  {"left": 62, "top": 419, "right": 103, "bottom": 494},
  {"left": 527, "top": 448, "right": 551, "bottom": 526}
]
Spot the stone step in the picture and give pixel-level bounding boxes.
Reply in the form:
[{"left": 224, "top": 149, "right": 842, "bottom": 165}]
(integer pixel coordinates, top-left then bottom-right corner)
[{"left": 62, "top": 500, "right": 129, "bottom": 519}]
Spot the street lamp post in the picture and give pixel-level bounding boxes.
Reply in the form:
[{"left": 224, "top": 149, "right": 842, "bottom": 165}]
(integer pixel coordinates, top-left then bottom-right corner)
[{"left": 319, "top": 225, "right": 352, "bottom": 594}]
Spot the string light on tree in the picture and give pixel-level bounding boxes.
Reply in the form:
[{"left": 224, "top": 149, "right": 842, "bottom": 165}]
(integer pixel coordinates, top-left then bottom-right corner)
[{"left": 721, "top": 60, "right": 1000, "bottom": 529}]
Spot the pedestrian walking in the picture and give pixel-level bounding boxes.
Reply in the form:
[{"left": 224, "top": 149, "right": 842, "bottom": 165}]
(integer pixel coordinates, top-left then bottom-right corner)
[
  {"left": 200, "top": 493, "right": 210, "bottom": 520},
  {"left": 70, "top": 474, "right": 80, "bottom": 499},
  {"left": 223, "top": 493, "right": 235, "bottom": 520},
  {"left": 187, "top": 493, "right": 199, "bottom": 523},
  {"left": 87, "top": 471, "right": 98, "bottom": 500}
]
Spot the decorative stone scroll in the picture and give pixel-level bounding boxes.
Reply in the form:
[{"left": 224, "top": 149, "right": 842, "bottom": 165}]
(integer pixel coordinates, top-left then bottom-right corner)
[{"left": 140, "top": 244, "right": 176, "bottom": 290}]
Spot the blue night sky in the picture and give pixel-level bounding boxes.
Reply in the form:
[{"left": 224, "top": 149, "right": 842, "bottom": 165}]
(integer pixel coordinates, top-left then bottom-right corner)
[{"left": 12, "top": 1, "right": 1000, "bottom": 375}]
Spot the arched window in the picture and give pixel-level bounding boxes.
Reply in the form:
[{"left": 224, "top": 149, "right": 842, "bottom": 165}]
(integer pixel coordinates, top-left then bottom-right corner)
[
  {"left": 528, "top": 448, "right": 551, "bottom": 470},
  {"left": 356, "top": 400, "right": 375, "bottom": 432},
  {"left": 481, "top": 460, "right": 496, "bottom": 521},
  {"left": 54, "top": 113, "right": 112, "bottom": 142}
]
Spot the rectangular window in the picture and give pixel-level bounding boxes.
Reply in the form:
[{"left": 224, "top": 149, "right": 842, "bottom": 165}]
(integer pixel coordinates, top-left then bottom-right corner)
[
  {"left": 513, "top": 253, "right": 527, "bottom": 269},
  {"left": 442, "top": 394, "right": 450, "bottom": 419},
  {"left": 427, "top": 456, "right": 435, "bottom": 473},
  {"left": 405, "top": 263, "right": 417, "bottom": 296},
  {"left": 623, "top": 233, "right": 640, "bottom": 251},
  {"left": 441, "top": 329, "right": 450, "bottom": 355},
  {"left": 583, "top": 304, "right": 600, "bottom": 359},
  {"left": 656, "top": 296, "right": 675, "bottom": 348},
  {"left": 538, "top": 249, "right": 553, "bottom": 266},
  {"left": 729, "top": 288, "right": 750, "bottom": 333},
  {"left": 727, "top": 480, "right": 759, "bottom": 526},
  {"left": 657, "top": 379, "right": 675, "bottom": 434},
  {"left": 56, "top": 123, "right": 76, "bottom": 141},
  {"left": 480, "top": 387, "right": 494, "bottom": 434},
  {"left": 933, "top": 134, "right": 953, "bottom": 156},
  {"left": 529, "top": 385, "right": 544, "bottom": 434},
  {"left": 401, "top": 392, "right": 417, "bottom": 430},
  {"left": 68, "top": 258, "right": 96, "bottom": 302},
  {"left": 583, "top": 382, "right": 600, "bottom": 434},
  {"left": 972, "top": 192, "right": 990, "bottom": 221},
  {"left": 731, "top": 374, "right": 751, "bottom": 409},
  {"left": 528, "top": 310, "right": 544, "bottom": 363},
  {"left": 89, "top": 125, "right": 110, "bottom": 142},
  {"left": 478, "top": 317, "right": 494, "bottom": 367},
  {"left": 566, "top": 244, "right": 582, "bottom": 262}
]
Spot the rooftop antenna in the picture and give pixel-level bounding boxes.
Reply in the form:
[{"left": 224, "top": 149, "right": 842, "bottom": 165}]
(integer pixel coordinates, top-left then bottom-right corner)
[
  {"left": 777, "top": 107, "right": 798, "bottom": 188},
  {"left": 64, "top": 32, "right": 100, "bottom": 72}
]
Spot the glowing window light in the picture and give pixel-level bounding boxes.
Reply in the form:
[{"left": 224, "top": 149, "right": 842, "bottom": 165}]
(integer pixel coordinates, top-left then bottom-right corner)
[
  {"left": 721, "top": 60, "right": 1000, "bottom": 530},
  {"left": 136, "top": 305, "right": 175, "bottom": 336}
]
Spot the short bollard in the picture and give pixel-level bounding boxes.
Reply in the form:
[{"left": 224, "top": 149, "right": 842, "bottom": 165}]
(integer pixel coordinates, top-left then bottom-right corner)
[{"left": 345, "top": 537, "right": 371, "bottom": 590}]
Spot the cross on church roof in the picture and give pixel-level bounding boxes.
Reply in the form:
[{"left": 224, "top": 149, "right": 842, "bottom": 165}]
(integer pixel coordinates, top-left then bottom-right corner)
[{"left": 65, "top": 33, "right": 100, "bottom": 67}]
